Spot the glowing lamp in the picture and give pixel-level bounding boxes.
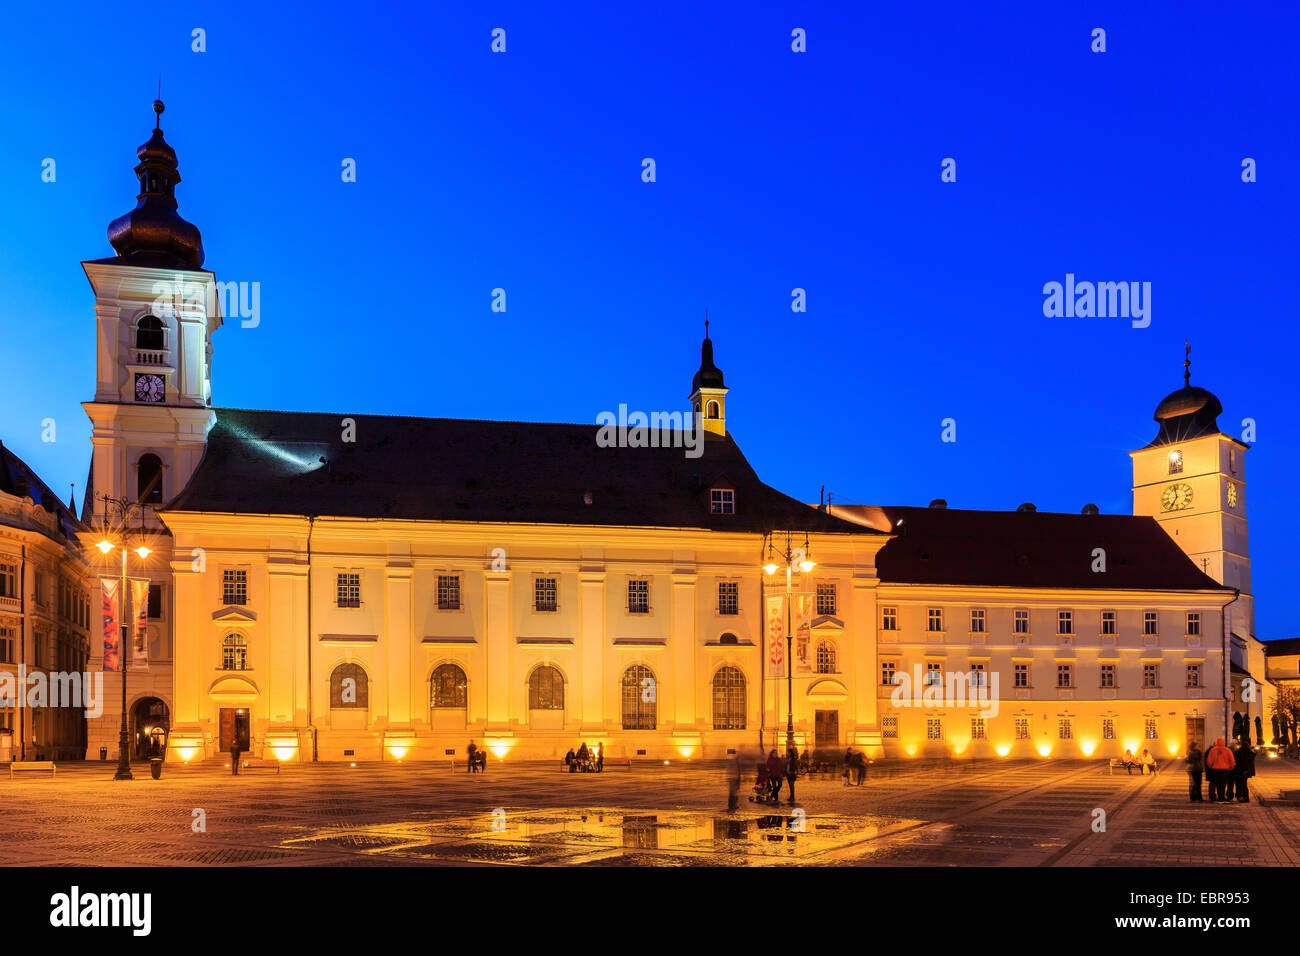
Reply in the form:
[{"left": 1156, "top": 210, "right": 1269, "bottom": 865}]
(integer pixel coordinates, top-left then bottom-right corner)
[
  {"left": 1036, "top": 742, "right": 1052, "bottom": 758},
  {"left": 763, "top": 562, "right": 779, "bottom": 576},
  {"left": 798, "top": 558, "right": 815, "bottom": 573},
  {"left": 676, "top": 745, "right": 695, "bottom": 759},
  {"left": 273, "top": 746, "right": 296, "bottom": 761},
  {"left": 96, "top": 540, "right": 114, "bottom": 554},
  {"left": 386, "top": 745, "right": 409, "bottom": 760},
  {"left": 903, "top": 744, "right": 917, "bottom": 756},
  {"left": 1079, "top": 740, "right": 1097, "bottom": 757},
  {"left": 994, "top": 744, "right": 1011, "bottom": 757}
]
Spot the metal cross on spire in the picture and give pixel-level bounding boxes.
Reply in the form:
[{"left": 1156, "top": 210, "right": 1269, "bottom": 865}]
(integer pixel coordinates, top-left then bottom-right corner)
[{"left": 1184, "top": 340, "right": 1191, "bottom": 387}]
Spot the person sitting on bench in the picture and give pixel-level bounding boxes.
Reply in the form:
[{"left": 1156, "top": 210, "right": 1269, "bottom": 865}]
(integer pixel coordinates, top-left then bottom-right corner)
[{"left": 1120, "top": 749, "right": 1140, "bottom": 774}]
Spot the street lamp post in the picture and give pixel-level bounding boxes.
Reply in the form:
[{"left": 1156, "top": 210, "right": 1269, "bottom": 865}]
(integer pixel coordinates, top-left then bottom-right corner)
[
  {"left": 764, "top": 532, "right": 815, "bottom": 753},
  {"left": 94, "top": 496, "right": 151, "bottom": 781}
]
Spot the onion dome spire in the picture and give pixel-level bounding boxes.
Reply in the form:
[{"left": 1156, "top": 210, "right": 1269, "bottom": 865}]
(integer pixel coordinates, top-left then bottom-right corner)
[
  {"left": 1148, "top": 340, "right": 1224, "bottom": 445},
  {"left": 105, "top": 98, "right": 205, "bottom": 268},
  {"left": 691, "top": 311, "right": 725, "bottom": 392}
]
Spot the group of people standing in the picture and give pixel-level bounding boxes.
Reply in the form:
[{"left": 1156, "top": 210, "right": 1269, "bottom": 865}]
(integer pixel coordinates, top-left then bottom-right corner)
[
  {"left": 564, "top": 742, "right": 604, "bottom": 773},
  {"left": 1185, "top": 738, "right": 1255, "bottom": 803},
  {"left": 842, "top": 746, "right": 869, "bottom": 786},
  {"left": 465, "top": 740, "right": 488, "bottom": 773},
  {"left": 752, "top": 746, "right": 801, "bottom": 805}
]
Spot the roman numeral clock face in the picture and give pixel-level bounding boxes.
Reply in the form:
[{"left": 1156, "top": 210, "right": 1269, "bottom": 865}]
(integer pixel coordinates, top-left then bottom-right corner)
[
  {"left": 1160, "top": 482, "right": 1193, "bottom": 511},
  {"left": 134, "top": 373, "right": 165, "bottom": 403}
]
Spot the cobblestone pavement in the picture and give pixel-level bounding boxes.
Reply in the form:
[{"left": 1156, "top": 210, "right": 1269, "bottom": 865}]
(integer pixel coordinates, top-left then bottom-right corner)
[{"left": 2, "top": 757, "right": 1297, "bottom": 866}]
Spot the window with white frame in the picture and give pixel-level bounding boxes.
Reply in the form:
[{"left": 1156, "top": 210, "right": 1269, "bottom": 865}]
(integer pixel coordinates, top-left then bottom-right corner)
[
  {"left": 437, "top": 575, "right": 461, "bottom": 610},
  {"left": 1057, "top": 664, "right": 1073, "bottom": 688},
  {"left": 336, "top": 572, "right": 361, "bottom": 608},
  {"left": 816, "top": 583, "right": 836, "bottom": 616},
  {"left": 880, "top": 606, "right": 898, "bottom": 631},
  {"left": 1186, "top": 612, "right": 1200, "bottom": 636},
  {"left": 1101, "top": 610, "right": 1116, "bottom": 635},
  {"left": 1015, "top": 716, "right": 1031, "bottom": 740},
  {"left": 926, "top": 717, "right": 943, "bottom": 740},
  {"left": 221, "top": 633, "right": 248, "bottom": 671},
  {"left": 881, "top": 660, "right": 896, "bottom": 685},
  {"left": 970, "top": 662, "right": 986, "bottom": 688},
  {"left": 815, "top": 641, "right": 837, "bottom": 674},
  {"left": 627, "top": 579, "right": 650, "bottom": 614},
  {"left": 710, "top": 488, "right": 734, "bottom": 515},
  {"left": 927, "top": 608, "right": 944, "bottom": 632},
  {"left": 1102, "top": 718, "right": 1115, "bottom": 740},
  {"left": 1143, "top": 664, "right": 1158, "bottom": 688},
  {"left": 222, "top": 569, "right": 247, "bottom": 606},
  {"left": 1100, "top": 664, "right": 1116, "bottom": 688},
  {"left": 1145, "top": 718, "right": 1158, "bottom": 739},
  {"left": 882, "top": 714, "right": 898, "bottom": 739},
  {"left": 1059, "top": 718, "right": 1073, "bottom": 740},
  {"left": 1014, "top": 663, "right": 1029, "bottom": 688},
  {"left": 1186, "top": 663, "right": 1201, "bottom": 688},
  {"left": 1014, "top": 609, "right": 1030, "bottom": 634},
  {"left": 1143, "top": 611, "right": 1159, "bottom": 635},
  {"left": 717, "top": 580, "right": 739, "bottom": 616},
  {"left": 971, "top": 717, "right": 986, "bottom": 740},
  {"left": 925, "top": 661, "right": 942, "bottom": 686},
  {"left": 534, "top": 576, "right": 558, "bottom": 612},
  {"left": 1057, "top": 610, "right": 1073, "bottom": 635},
  {"left": 969, "top": 608, "right": 985, "bottom": 633}
]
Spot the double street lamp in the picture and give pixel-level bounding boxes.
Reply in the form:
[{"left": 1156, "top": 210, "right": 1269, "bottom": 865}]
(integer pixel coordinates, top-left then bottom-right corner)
[
  {"left": 763, "top": 532, "right": 815, "bottom": 752},
  {"left": 93, "top": 496, "right": 152, "bottom": 781}
]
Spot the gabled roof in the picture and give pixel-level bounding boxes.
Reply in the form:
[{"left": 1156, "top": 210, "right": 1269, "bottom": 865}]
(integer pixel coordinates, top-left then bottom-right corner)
[
  {"left": 1264, "top": 637, "right": 1300, "bottom": 657},
  {"left": 0, "top": 441, "right": 85, "bottom": 542},
  {"left": 163, "top": 407, "right": 876, "bottom": 535},
  {"left": 830, "top": 504, "right": 1229, "bottom": 592}
]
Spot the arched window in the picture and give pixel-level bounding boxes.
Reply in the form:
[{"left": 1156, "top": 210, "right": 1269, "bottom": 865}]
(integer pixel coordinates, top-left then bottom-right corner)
[
  {"left": 136, "top": 314, "right": 165, "bottom": 351},
  {"left": 330, "top": 662, "right": 368, "bottom": 709},
  {"left": 719, "top": 632, "right": 739, "bottom": 645},
  {"left": 816, "top": 641, "right": 837, "bottom": 674},
  {"left": 528, "top": 665, "right": 565, "bottom": 710},
  {"left": 431, "top": 663, "right": 467, "bottom": 708},
  {"left": 712, "top": 666, "right": 746, "bottom": 730},
  {"left": 221, "top": 633, "right": 247, "bottom": 671},
  {"left": 706, "top": 400, "right": 720, "bottom": 419},
  {"left": 621, "top": 664, "right": 657, "bottom": 730},
  {"left": 137, "top": 454, "right": 163, "bottom": 504}
]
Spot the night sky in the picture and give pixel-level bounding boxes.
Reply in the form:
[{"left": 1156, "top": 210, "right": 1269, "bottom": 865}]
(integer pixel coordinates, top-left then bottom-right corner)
[{"left": 1, "top": 2, "right": 1295, "bottom": 636}]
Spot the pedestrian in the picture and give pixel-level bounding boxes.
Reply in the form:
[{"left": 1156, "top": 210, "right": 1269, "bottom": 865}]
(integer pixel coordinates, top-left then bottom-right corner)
[
  {"left": 478, "top": 748, "right": 487, "bottom": 773},
  {"left": 784, "top": 744, "right": 799, "bottom": 805},
  {"left": 1204, "top": 737, "right": 1235, "bottom": 803},
  {"left": 854, "top": 749, "right": 868, "bottom": 786},
  {"left": 726, "top": 751, "right": 741, "bottom": 812},
  {"left": 229, "top": 737, "right": 240, "bottom": 776},
  {"left": 596, "top": 742, "right": 604, "bottom": 773},
  {"left": 565, "top": 747, "right": 577, "bottom": 772},
  {"left": 467, "top": 740, "right": 478, "bottom": 773},
  {"left": 766, "top": 749, "right": 784, "bottom": 802},
  {"left": 1139, "top": 749, "right": 1158, "bottom": 775},
  {"left": 1232, "top": 739, "right": 1255, "bottom": 803},
  {"left": 577, "top": 741, "right": 590, "bottom": 772},
  {"left": 842, "top": 747, "right": 853, "bottom": 786},
  {"left": 1185, "top": 741, "right": 1204, "bottom": 802}
]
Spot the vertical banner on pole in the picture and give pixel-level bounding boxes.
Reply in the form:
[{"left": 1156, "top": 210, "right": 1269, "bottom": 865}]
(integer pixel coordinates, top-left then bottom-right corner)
[
  {"left": 130, "top": 579, "right": 150, "bottom": 670},
  {"left": 793, "top": 594, "right": 813, "bottom": 675},
  {"left": 766, "top": 594, "right": 786, "bottom": 679},
  {"left": 100, "top": 578, "right": 121, "bottom": 672}
]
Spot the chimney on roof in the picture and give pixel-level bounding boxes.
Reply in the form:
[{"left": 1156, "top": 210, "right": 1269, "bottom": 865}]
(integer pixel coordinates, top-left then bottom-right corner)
[
  {"left": 1016, "top": 502, "right": 1036, "bottom": 513},
  {"left": 928, "top": 499, "right": 947, "bottom": 509},
  {"left": 1081, "top": 503, "right": 1100, "bottom": 515}
]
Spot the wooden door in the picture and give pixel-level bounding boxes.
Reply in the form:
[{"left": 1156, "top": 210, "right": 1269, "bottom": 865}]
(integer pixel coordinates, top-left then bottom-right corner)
[
  {"left": 815, "top": 710, "right": 839, "bottom": 748},
  {"left": 1185, "top": 717, "right": 1205, "bottom": 748}
]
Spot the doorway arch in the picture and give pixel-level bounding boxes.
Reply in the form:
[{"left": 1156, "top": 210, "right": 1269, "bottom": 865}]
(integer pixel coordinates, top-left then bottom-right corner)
[{"left": 130, "top": 697, "right": 170, "bottom": 759}]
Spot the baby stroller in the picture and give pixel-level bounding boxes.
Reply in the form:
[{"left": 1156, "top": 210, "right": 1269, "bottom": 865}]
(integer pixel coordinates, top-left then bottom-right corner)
[{"left": 748, "top": 763, "right": 779, "bottom": 805}]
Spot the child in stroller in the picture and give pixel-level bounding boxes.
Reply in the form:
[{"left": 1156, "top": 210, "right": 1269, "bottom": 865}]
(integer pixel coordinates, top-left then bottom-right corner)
[{"left": 748, "top": 762, "right": 780, "bottom": 805}]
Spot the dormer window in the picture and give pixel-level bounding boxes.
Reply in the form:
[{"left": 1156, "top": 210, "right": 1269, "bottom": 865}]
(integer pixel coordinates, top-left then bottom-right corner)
[
  {"left": 710, "top": 488, "right": 734, "bottom": 514},
  {"left": 136, "top": 314, "right": 165, "bottom": 351}
]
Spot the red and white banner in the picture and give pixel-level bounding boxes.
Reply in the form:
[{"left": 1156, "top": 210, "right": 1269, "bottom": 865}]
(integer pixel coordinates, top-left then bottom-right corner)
[
  {"left": 766, "top": 594, "right": 786, "bottom": 678},
  {"left": 131, "top": 579, "right": 150, "bottom": 670},
  {"left": 793, "top": 594, "right": 813, "bottom": 674},
  {"left": 100, "top": 579, "right": 121, "bottom": 672}
]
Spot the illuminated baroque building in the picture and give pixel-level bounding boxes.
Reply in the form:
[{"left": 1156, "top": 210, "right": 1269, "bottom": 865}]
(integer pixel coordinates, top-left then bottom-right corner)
[{"left": 81, "top": 104, "right": 1256, "bottom": 763}]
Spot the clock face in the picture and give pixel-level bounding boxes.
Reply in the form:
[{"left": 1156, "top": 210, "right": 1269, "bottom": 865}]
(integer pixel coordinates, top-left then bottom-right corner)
[
  {"left": 134, "top": 373, "right": 165, "bottom": 403},
  {"left": 1227, "top": 483, "right": 1238, "bottom": 508},
  {"left": 1160, "top": 482, "right": 1193, "bottom": 512}
]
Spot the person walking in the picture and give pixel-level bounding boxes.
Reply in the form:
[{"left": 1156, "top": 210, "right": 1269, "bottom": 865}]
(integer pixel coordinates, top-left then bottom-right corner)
[
  {"left": 596, "top": 742, "right": 604, "bottom": 773},
  {"left": 1204, "top": 738, "right": 1235, "bottom": 803},
  {"left": 467, "top": 740, "right": 478, "bottom": 773},
  {"left": 784, "top": 745, "right": 799, "bottom": 805},
  {"left": 765, "top": 749, "right": 784, "bottom": 802},
  {"left": 726, "top": 751, "right": 741, "bottom": 812},
  {"left": 229, "top": 737, "right": 240, "bottom": 776},
  {"left": 1232, "top": 739, "right": 1256, "bottom": 803},
  {"left": 1185, "top": 742, "right": 1204, "bottom": 802},
  {"left": 565, "top": 747, "right": 577, "bottom": 772},
  {"left": 854, "top": 749, "right": 868, "bottom": 786},
  {"left": 842, "top": 747, "right": 853, "bottom": 787}
]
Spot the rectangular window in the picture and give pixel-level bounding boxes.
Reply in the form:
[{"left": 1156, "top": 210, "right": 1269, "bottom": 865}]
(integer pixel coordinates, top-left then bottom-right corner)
[
  {"left": 717, "top": 580, "right": 739, "bottom": 616},
  {"left": 1168, "top": 450, "right": 1183, "bottom": 474},
  {"left": 1014, "top": 609, "right": 1030, "bottom": 634},
  {"left": 147, "top": 583, "right": 163, "bottom": 619},
  {"left": 222, "top": 569, "right": 248, "bottom": 606},
  {"left": 1102, "top": 718, "right": 1115, "bottom": 740},
  {"left": 1014, "top": 663, "right": 1029, "bottom": 688},
  {"left": 971, "top": 717, "right": 987, "bottom": 740},
  {"left": 1059, "top": 718, "right": 1073, "bottom": 740},
  {"left": 1144, "top": 611, "right": 1159, "bottom": 635},
  {"left": 1057, "top": 664, "right": 1073, "bottom": 688},
  {"left": 882, "top": 715, "right": 898, "bottom": 739},
  {"left": 0, "top": 561, "right": 16, "bottom": 600},
  {"left": 926, "top": 718, "right": 943, "bottom": 740},
  {"left": 1143, "top": 664, "right": 1158, "bottom": 688},
  {"left": 969, "top": 608, "right": 985, "bottom": 633},
  {"left": 1186, "top": 612, "right": 1200, "bottom": 636},
  {"left": 924, "top": 662, "right": 942, "bottom": 686},
  {"left": 437, "top": 574, "right": 461, "bottom": 611},
  {"left": 816, "top": 583, "right": 836, "bottom": 617},
  {"left": 1015, "top": 716, "right": 1031, "bottom": 740},
  {"left": 1101, "top": 610, "right": 1116, "bottom": 635},
  {"left": 881, "top": 661, "right": 897, "bottom": 685},
  {"left": 970, "top": 662, "right": 987, "bottom": 688},
  {"left": 1057, "top": 610, "right": 1073, "bottom": 635},
  {"left": 336, "top": 572, "right": 361, "bottom": 609},
  {"left": 1100, "top": 664, "right": 1116, "bottom": 688},
  {"left": 1186, "top": 663, "right": 1201, "bottom": 688},
  {"left": 880, "top": 606, "right": 898, "bottom": 631},
  {"left": 710, "top": 488, "right": 734, "bottom": 515},
  {"left": 627, "top": 579, "right": 649, "bottom": 614},
  {"left": 0, "top": 626, "right": 12, "bottom": 664},
  {"left": 927, "top": 608, "right": 944, "bottom": 632},
  {"left": 1145, "top": 718, "right": 1158, "bottom": 739},
  {"left": 534, "top": 577, "right": 558, "bottom": 612}
]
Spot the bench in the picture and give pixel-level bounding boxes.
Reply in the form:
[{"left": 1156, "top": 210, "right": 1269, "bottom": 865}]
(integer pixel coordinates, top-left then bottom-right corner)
[
  {"left": 1108, "top": 757, "right": 1159, "bottom": 775},
  {"left": 559, "top": 759, "right": 630, "bottom": 773},
  {"left": 10, "top": 761, "right": 56, "bottom": 777},
  {"left": 240, "top": 758, "right": 280, "bottom": 773}
]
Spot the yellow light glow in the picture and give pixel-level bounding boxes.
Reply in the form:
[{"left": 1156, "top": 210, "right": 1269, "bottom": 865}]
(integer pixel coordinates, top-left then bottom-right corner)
[
  {"left": 1036, "top": 742, "right": 1052, "bottom": 758},
  {"left": 134, "top": 545, "right": 151, "bottom": 560},
  {"left": 386, "top": 745, "right": 409, "bottom": 760},
  {"left": 350, "top": 762, "right": 357, "bottom": 767},
  {"left": 763, "top": 563, "right": 779, "bottom": 576},
  {"left": 1166, "top": 740, "right": 1181, "bottom": 756},
  {"left": 676, "top": 745, "right": 696, "bottom": 759},
  {"left": 994, "top": 744, "right": 1011, "bottom": 757},
  {"left": 798, "top": 559, "right": 815, "bottom": 573},
  {"left": 272, "top": 746, "right": 295, "bottom": 761},
  {"left": 1079, "top": 740, "right": 1097, "bottom": 757},
  {"left": 177, "top": 747, "right": 197, "bottom": 762},
  {"left": 903, "top": 744, "right": 917, "bottom": 756},
  {"left": 96, "top": 540, "right": 114, "bottom": 554}
]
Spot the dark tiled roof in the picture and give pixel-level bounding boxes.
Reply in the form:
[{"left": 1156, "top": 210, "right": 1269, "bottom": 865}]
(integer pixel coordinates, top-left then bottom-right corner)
[
  {"left": 1264, "top": 637, "right": 1300, "bottom": 657},
  {"left": 0, "top": 441, "right": 84, "bottom": 541},
  {"left": 831, "top": 504, "right": 1229, "bottom": 591},
  {"left": 163, "top": 407, "right": 875, "bottom": 535}
]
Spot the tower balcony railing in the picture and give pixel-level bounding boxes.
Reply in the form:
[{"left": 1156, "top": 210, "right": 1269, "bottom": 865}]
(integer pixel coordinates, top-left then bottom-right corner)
[{"left": 134, "top": 350, "right": 167, "bottom": 366}]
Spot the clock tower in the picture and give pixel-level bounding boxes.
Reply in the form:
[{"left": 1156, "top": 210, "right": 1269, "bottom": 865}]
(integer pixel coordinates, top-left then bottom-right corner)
[{"left": 1130, "top": 347, "right": 1252, "bottom": 637}]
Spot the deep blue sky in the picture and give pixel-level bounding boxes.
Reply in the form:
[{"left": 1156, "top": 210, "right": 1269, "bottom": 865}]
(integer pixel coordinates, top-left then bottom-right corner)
[{"left": 1, "top": 2, "right": 1295, "bottom": 636}]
